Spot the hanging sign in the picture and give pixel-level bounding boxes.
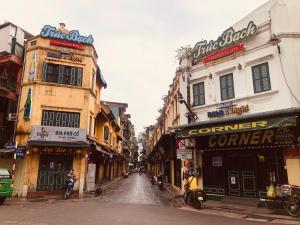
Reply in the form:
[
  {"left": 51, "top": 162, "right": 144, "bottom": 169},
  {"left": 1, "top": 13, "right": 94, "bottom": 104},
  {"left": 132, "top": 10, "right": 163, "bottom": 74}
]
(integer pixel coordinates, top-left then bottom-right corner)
[
  {"left": 176, "top": 139, "right": 193, "bottom": 160},
  {"left": 193, "top": 21, "right": 257, "bottom": 62},
  {"left": 28, "top": 51, "right": 37, "bottom": 81},
  {"left": 40, "top": 25, "right": 94, "bottom": 45},
  {"left": 23, "top": 87, "right": 32, "bottom": 119}
]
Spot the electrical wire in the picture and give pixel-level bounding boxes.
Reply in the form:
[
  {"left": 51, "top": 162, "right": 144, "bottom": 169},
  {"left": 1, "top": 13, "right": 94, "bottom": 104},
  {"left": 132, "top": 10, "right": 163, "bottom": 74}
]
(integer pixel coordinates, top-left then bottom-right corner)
[{"left": 278, "top": 44, "right": 300, "bottom": 105}]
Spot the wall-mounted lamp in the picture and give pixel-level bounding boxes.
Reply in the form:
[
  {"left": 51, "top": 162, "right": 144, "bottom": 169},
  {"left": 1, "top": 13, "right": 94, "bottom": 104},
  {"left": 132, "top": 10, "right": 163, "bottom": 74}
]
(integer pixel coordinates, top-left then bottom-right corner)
[{"left": 237, "top": 63, "right": 242, "bottom": 70}]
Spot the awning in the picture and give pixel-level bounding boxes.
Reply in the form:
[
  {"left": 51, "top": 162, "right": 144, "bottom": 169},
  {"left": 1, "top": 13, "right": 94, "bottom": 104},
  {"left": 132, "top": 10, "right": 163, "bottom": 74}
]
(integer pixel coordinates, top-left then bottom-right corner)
[
  {"left": 96, "top": 145, "right": 110, "bottom": 156},
  {"left": 173, "top": 108, "right": 300, "bottom": 138},
  {"left": 27, "top": 140, "right": 89, "bottom": 148}
]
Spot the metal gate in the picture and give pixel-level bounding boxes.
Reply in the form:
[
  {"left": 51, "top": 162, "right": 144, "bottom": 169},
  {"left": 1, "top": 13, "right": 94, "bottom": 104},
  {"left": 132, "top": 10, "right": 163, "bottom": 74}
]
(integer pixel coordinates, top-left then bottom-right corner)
[{"left": 37, "top": 154, "right": 73, "bottom": 191}]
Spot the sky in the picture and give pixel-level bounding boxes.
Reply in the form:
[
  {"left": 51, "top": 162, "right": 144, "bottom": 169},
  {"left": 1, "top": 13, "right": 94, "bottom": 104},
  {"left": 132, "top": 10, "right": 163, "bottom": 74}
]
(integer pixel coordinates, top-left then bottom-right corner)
[{"left": 1, "top": 0, "right": 269, "bottom": 134}]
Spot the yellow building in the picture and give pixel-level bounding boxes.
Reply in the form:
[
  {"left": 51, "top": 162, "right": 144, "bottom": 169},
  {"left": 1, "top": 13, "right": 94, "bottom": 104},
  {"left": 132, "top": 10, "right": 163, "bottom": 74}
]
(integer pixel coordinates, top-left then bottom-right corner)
[{"left": 15, "top": 23, "right": 106, "bottom": 197}]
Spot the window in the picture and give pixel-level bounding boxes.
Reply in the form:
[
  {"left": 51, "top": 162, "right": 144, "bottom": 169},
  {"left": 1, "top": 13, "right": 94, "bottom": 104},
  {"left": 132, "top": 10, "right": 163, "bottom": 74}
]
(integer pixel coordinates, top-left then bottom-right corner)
[
  {"left": 104, "top": 126, "right": 109, "bottom": 141},
  {"left": 252, "top": 62, "right": 271, "bottom": 93},
  {"left": 89, "top": 116, "right": 93, "bottom": 135},
  {"left": 31, "top": 41, "right": 37, "bottom": 46},
  {"left": 90, "top": 73, "right": 95, "bottom": 92},
  {"left": 193, "top": 82, "right": 205, "bottom": 106},
  {"left": 42, "top": 63, "right": 83, "bottom": 86},
  {"left": 220, "top": 73, "right": 235, "bottom": 101},
  {"left": 41, "top": 110, "right": 80, "bottom": 128}
]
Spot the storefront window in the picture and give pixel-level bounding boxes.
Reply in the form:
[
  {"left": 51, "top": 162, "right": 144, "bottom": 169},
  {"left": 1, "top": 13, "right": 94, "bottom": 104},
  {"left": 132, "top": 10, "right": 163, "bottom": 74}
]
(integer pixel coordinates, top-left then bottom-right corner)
[
  {"left": 252, "top": 62, "right": 271, "bottom": 93},
  {"left": 220, "top": 73, "right": 235, "bottom": 101}
]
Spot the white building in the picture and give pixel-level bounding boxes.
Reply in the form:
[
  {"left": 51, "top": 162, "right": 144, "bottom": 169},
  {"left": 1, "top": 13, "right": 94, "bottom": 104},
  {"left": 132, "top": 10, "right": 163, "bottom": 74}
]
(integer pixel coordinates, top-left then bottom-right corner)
[{"left": 176, "top": 0, "right": 300, "bottom": 198}]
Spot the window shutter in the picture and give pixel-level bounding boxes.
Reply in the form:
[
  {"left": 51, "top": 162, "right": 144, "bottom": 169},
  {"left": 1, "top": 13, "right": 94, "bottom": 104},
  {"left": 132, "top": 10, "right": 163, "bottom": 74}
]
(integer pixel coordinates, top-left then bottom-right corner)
[
  {"left": 70, "top": 68, "right": 77, "bottom": 85},
  {"left": 58, "top": 65, "right": 64, "bottom": 83},
  {"left": 42, "top": 63, "right": 48, "bottom": 81},
  {"left": 77, "top": 68, "right": 83, "bottom": 86}
]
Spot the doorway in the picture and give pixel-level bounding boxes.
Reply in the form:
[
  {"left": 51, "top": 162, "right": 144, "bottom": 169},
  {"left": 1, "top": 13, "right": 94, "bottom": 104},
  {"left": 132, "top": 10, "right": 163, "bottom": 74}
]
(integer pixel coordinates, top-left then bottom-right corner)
[{"left": 37, "top": 154, "right": 73, "bottom": 191}]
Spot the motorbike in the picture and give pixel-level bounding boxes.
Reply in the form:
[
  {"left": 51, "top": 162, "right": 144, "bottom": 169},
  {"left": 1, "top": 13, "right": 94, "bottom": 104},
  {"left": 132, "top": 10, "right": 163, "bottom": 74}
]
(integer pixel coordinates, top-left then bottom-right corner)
[
  {"left": 139, "top": 170, "right": 142, "bottom": 175},
  {"left": 151, "top": 175, "right": 156, "bottom": 185},
  {"left": 122, "top": 171, "right": 129, "bottom": 178},
  {"left": 64, "top": 178, "right": 77, "bottom": 199},
  {"left": 157, "top": 175, "right": 165, "bottom": 191},
  {"left": 184, "top": 188, "right": 207, "bottom": 209}
]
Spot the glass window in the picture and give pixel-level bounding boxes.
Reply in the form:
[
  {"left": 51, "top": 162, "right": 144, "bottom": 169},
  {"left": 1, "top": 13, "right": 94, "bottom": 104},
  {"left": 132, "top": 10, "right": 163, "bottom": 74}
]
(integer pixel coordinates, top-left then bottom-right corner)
[
  {"left": 42, "top": 110, "right": 80, "bottom": 128},
  {"left": 42, "top": 63, "right": 83, "bottom": 87},
  {"left": 193, "top": 82, "right": 205, "bottom": 106},
  {"left": 220, "top": 73, "right": 235, "bottom": 101},
  {"left": 104, "top": 126, "right": 109, "bottom": 141},
  {"left": 252, "top": 62, "right": 271, "bottom": 93}
]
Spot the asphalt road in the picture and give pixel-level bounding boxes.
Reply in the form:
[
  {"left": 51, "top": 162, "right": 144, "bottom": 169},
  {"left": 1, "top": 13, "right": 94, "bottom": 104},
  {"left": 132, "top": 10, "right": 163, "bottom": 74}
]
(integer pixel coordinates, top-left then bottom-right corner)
[{"left": 0, "top": 174, "right": 287, "bottom": 225}]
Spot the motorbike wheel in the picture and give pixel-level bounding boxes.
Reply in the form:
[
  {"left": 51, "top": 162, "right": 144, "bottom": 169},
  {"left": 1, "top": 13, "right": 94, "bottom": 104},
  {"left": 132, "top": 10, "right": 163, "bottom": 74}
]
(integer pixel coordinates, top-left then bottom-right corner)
[
  {"left": 285, "top": 199, "right": 300, "bottom": 217},
  {"left": 64, "top": 189, "right": 71, "bottom": 199},
  {"left": 0, "top": 197, "right": 6, "bottom": 205},
  {"left": 193, "top": 199, "right": 202, "bottom": 209}
]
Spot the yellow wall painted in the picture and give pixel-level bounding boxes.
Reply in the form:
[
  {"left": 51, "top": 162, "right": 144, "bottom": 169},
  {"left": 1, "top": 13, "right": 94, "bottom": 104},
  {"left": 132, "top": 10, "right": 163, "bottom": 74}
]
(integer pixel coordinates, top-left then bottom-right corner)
[{"left": 286, "top": 157, "right": 300, "bottom": 186}]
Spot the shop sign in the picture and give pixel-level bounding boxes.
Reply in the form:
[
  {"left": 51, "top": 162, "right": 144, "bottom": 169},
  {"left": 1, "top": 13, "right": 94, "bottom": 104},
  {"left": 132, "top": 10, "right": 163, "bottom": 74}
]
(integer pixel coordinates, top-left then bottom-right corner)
[
  {"left": 176, "top": 116, "right": 297, "bottom": 138},
  {"left": 193, "top": 21, "right": 257, "bottom": 62},
  {"left": 203, "top": 44, "right": 245, "bottom": 64},
  {"left": 202, "top": 127, "right": 296, "bottom": 149},
  {"left": 3, "top": 141, "right": 15, "bottom": 149},
  {"left": 40, "top": 25, "right": 94, "bottom": 45},
  {"left": 31, "top": 125, "right": 87, "bottom": 142},
  {"left": 41, "top": 147, "right": 73, "bottom": 154},
  {"left": 50, "top": 39, "right": 84, "bottom": 50},
  {"left": 212, "top": 156, "right": 222, "bottom": 167},
  {"left": 207, "top": 102, "right": 249, "bottom": 118},
  {"left": 47, "top": 51, "right": 83, "bottom": 62}
]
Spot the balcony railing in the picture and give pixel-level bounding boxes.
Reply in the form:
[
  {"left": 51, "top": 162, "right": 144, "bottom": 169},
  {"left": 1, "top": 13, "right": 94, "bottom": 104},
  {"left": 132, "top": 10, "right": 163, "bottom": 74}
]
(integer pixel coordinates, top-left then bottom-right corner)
[{"left": 0, "top": 78, "right": 16, "bottom": 92}]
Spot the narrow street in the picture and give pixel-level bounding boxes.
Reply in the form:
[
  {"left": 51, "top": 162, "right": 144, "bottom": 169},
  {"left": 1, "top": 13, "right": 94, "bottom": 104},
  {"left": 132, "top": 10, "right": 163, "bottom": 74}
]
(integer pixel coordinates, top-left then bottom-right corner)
[{"left": 0, "top": 174, "right": 290, "bottom": 225}]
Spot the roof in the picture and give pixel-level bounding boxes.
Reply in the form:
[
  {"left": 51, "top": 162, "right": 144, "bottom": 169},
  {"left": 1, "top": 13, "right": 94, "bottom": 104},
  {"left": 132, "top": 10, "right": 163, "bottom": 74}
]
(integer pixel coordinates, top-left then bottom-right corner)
[
  {"left": 0, "top": 21, "right": 33, "bottom": 39},
  {"left": 171, "top": 107, "right": 300, "bottom": 130},
  {"left": 96, "top": 65, "right": 107, "bottom": 88}
]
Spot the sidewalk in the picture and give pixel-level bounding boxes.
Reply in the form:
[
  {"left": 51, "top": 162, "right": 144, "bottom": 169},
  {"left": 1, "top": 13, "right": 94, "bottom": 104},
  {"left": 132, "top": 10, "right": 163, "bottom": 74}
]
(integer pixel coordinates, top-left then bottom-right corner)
[
  {"left": 165, "top": 185, "right": 300, "bottom": 224},
  {"left": 6, "top": 177, "right": 122, "bottom": 204}
]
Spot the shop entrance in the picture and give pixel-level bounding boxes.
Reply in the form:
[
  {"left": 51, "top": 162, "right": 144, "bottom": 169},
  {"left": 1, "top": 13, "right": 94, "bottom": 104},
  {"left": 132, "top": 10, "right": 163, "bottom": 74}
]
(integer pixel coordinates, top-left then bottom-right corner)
[
  {"left": 203, "top": 149, "right": 287, "bottom": 198},
  {"left": 37, "top": 154, "right": 73, "bottom": 191}
]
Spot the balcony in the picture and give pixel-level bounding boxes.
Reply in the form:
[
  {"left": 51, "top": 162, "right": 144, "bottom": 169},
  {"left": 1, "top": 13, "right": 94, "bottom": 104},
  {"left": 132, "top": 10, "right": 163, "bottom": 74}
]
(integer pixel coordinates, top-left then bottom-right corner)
[
  {"left": 0, "top": 78, "right": 16, "bottom": 92},
  {"left": 0, "top": 126, "right": 14, "bottom": 146}
]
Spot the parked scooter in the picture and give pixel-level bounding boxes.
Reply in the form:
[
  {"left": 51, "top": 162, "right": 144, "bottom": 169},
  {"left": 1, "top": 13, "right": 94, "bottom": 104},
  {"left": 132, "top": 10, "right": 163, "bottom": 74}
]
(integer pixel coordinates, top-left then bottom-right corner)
[
  {"left": 122, "top": 171, "right": 129, "bottom": 178},
  {"left": 64, "top": 177, "right": 77, "bottom": 199},
  {"left": 157, "top": 174, "right": 165, "bottom": 191}
]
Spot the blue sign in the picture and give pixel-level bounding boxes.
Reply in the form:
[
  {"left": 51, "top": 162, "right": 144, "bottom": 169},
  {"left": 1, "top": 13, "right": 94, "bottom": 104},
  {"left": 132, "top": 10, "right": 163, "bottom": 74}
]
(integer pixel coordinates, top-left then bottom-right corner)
[
  {"left": 16, "top": 148, "right": 25, "bottom": 158},
  {"left": 40, "top": 25, "right": 94, "bottom": 45}
]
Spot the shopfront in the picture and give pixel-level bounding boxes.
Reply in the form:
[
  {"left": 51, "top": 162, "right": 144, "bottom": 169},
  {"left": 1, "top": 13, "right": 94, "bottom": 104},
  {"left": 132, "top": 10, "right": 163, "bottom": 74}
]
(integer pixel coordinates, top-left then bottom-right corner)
[
  {"left": 24, "top": 125, "right": 88, "bottom": 196},
  {"left": 175, "top": 110, "right": 300, "bottom": 198}
]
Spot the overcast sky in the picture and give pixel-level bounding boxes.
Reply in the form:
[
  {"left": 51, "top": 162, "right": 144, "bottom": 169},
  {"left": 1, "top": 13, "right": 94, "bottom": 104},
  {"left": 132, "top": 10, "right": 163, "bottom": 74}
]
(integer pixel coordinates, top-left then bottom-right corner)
[{"left": 1, "top": 0, "right": 269, "bottom": 134}]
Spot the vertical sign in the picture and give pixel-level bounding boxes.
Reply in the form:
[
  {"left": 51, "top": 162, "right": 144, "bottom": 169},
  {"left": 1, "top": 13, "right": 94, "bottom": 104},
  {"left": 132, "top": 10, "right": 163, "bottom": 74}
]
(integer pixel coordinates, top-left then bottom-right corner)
[
  {"left": 28, "top": 51, "right": 37, "bottom": 81},
  {"left": 23, "top": 87, "right": 32, "bottom": 119}
]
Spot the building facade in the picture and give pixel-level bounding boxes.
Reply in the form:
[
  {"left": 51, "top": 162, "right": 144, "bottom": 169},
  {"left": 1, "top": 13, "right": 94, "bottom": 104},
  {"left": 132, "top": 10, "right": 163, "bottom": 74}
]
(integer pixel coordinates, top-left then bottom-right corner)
[
  {"left": 0, "top": 22, "right": 32, "bottom": 194},
  {"left": 175, "top": 0, "right": 300, "bottom": 198},
  {"left": 15, "top": 23, "right": 106, "bottom": 197}
]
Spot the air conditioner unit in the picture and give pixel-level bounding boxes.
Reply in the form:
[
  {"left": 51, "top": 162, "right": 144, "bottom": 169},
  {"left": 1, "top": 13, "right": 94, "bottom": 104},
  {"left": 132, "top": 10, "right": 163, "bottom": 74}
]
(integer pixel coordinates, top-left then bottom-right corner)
[{"left": 7, "top": 113, "right": 17, "bottom": 121}]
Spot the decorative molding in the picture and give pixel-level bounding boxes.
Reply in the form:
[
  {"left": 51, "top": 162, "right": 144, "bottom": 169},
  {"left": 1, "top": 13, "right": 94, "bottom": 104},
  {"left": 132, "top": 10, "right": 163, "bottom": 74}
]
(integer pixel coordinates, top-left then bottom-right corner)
[
  {"left": 215, "top": 66, "right": 236, "bottom": 76},
  {"left": 245, "top": 54, "right": 273, "bottom": 66}
]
